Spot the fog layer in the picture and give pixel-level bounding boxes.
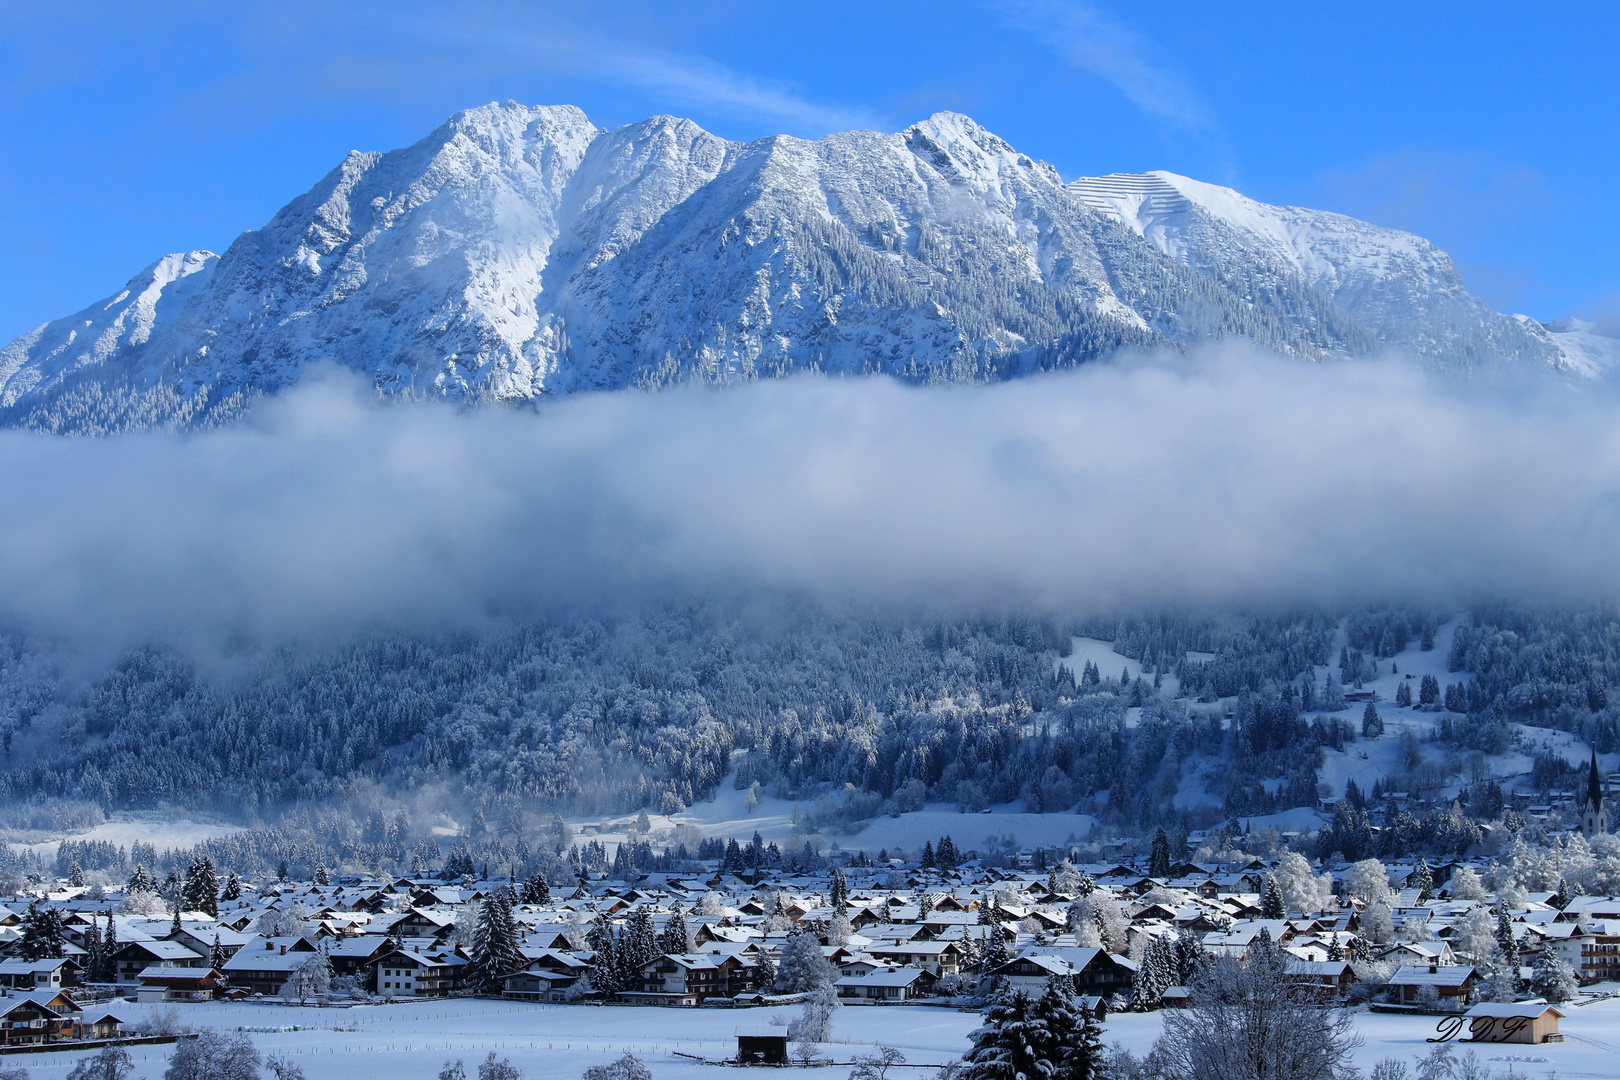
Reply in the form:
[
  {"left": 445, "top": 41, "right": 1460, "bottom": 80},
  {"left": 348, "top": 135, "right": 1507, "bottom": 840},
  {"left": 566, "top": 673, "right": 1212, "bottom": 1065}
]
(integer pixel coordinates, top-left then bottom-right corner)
[{"left": 2, "top": 350, "right": 1617, "bottom": 650}]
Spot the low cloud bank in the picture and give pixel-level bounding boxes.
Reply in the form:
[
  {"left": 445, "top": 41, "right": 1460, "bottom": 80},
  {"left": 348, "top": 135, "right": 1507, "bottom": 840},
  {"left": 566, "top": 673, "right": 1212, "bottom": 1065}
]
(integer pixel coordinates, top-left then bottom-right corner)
[{"left": 2, "top": 349, "right": 1619, "bottom": 652}]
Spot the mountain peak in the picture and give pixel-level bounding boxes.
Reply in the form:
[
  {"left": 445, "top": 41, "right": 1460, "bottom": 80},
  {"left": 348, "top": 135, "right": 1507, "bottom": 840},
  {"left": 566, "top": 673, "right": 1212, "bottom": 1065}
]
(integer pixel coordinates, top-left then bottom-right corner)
[
  {"left": 0, "top": 103, "right": 1572, "bottom": 432},
  {"left": 907, "top": 111, "right": 1017, "bottom": 158}
]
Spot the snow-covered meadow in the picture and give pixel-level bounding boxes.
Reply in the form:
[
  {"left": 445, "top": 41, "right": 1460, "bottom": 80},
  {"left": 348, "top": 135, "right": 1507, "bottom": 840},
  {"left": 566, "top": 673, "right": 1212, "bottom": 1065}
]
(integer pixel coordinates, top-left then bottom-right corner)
[
  {"left": 7, "top": 996, "right": 1618, "bottom": 1080},
  {"left": 551, "top": 763, "right": 1106, "bottom": 863},
  {"left": 8, "top": 816, "right": 245, "bottom": 865}
]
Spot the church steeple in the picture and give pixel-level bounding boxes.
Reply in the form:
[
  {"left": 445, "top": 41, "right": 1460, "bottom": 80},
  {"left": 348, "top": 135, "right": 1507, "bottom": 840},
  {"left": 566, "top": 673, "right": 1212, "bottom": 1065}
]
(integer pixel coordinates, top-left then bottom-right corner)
[{"left": 1582, "top": 748, "right": 1608, "bottom": 836}]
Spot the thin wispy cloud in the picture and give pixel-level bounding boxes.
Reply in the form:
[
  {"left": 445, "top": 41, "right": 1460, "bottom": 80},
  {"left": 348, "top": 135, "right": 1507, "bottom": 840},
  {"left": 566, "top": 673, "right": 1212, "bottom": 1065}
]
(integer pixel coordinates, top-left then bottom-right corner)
[
  {"left": 385, "top": 4, "right": 879, "bottom": 136},
  {"left": 600, "top": 49, "right": 879, "bottom": 135},
  {"left": 990, "top": 0, "right": 1212, "bottom": 128}
]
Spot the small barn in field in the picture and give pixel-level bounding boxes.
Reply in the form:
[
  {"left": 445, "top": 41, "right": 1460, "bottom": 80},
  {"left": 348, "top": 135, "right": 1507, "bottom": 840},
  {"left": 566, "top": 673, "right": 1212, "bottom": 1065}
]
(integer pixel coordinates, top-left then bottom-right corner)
[
  {"left": 735, "top": 1025, "right": 790, "bottom": 1064},
  {"left": 1464, "top": 1002, "right": 1565, "bottom": 1044}
]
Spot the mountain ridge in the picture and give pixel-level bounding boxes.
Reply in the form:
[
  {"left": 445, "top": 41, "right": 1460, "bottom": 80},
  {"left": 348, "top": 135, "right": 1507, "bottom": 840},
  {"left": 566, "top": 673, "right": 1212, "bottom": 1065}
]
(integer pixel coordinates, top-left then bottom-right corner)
[{"left": 0, "top": 101, "right": 1597, "bottom": 434}]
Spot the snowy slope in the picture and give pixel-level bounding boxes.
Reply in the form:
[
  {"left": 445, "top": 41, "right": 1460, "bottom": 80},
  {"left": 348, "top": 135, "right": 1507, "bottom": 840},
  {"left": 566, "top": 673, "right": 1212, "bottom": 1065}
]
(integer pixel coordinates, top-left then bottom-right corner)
[
  {"left": 569, "top": 772, "right": 1102, "bottom": 858},
  {"left": 0, "top": 104, "right": 1571, "bottom": 433},
  {"left": 1516, "top": 316, "right": 1620, "bottom": 378},
  {"left": 1070, "top": 171, "right": 1562, "bottom": 374},
  {"left": 7, "top": 814, "right": 244, "bottom": 864},
  {"left": 0, "top": 252, "right": 216, "bottom": 406}
]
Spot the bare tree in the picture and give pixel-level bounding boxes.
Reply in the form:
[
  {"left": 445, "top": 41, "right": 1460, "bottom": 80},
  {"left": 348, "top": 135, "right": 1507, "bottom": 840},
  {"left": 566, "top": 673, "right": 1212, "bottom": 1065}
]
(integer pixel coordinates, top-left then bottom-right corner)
[
  {"left": 582, "top": 1054, "right": 651, "bottom": 1080},
  {"left": 1154, "top": 936, "right": 1359, "bottom": 1080},
  {"left": 791, "top": 984, "right": 840, "bottom": 1059},
  {"left": 849, "top": 1046, "right": 905, "bottom": 1080},
  {"left": 163, "top": 1029, "right": 260, "bottom": 1080}
]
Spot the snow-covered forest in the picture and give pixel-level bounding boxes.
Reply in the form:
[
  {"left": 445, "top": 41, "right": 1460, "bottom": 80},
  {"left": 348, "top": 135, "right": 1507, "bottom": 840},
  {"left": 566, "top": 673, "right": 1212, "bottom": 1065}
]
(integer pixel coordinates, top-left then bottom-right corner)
[{"left": 0, "top": 603, "right": 1614, "bottom": 877}]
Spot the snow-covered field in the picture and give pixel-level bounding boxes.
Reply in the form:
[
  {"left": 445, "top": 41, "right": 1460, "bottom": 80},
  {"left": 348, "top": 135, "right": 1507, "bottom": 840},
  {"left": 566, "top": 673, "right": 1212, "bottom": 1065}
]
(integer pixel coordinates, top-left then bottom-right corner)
[
  {"left": 840, "top": 807, "right": 1104, "bottom": 855},
  {"left": 1059, "top": 637, "right": 1147, "bottom": 686},
  {"left": 7, "top": 996, "right": 1616, "bottom": 1080},
  {"left": 562, "top": 768, "right": 1103, "bottom": 858},
  {"left": 8, "top": 815, "right": 246, "bottom": 862},
  {"left": 1056, "top": 636, "right": 1202, "bottom": 702}
]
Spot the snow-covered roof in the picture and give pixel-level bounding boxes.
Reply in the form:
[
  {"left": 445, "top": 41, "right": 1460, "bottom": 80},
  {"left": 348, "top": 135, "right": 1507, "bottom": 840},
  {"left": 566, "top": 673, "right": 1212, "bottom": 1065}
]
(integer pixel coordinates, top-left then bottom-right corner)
[
  {"left": 836, "top": 967, "right": 930, "bottom": 987},
  {"left": 1388, "top": 964, "right": 1475, "bottom": 987},
  {"left": 116, "top": 940, "right": 202, "bottom": 961},
  {"left": 1465, "top": 1002, "right": 1563, "bottom": 1019}
]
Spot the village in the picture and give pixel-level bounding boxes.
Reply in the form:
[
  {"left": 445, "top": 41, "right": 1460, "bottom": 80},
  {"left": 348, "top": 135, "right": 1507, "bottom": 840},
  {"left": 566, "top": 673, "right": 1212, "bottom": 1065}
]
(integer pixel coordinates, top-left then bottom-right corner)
[{"left": 0, "top": 822, "right": 1613, "bottom": 1068}]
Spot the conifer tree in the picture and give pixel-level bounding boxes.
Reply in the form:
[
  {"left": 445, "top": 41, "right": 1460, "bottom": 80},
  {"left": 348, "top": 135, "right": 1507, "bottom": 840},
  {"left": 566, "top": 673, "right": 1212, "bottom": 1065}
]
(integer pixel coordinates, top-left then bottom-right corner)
[
  {"left": 471, "top": 892, "right": 525, "bottom": 993},
  {"left": 1149, "top": 828, "right": 1171, "bottom": 879},
  {"left": 1531, "top": 947, "right": 1577, "bottom": 1003},
  {"left": 980, "top": 931, "right": 1012, "bottom": 975},
  {"left": 1261, "top": 875, "right": 1285, "bottom": 920},
  {"left": 960, "top": 987, "right": 1048, "bottom": 1080},
  {"left": 1495, "top": 904, "right": 1519, "bottom": 971},
  {"left": 19, "top": 900, "right": 64, "bottom": 960},
  {"left": 1362, "top": 702, "right": 1383, "bottom": 738},
  {"left": 221, "top": 872, "right": 242, "bottom": 902},
  {"left": 1415, "top": 858, "right": 1433, "bottom": 902},
  {"left": 755, "top": 948, "right": 776, "bottom": 992},
  {"left": 313, "top": 863, "right": 330, "bottom": 887},
  {"left": 1031, "top": 974, "right": 1077, "bottom": 1064},
  {"left": 1131, "top": 936, "right": 1175, "bottom": 1010},
  {"left": 520, "top": 872, "right": 551, "bottom": 906},
  {"left": 183, "top": 856, "right": 220, "bottom": 917},
  {"left": 1071, "top": 1004, "right": 1103, "bottom": 1080},
  {"left": 659, "top": 902, "right": 689, "bottom": 955},
  {"left": 1172, "top": 931, "right": 1208, "bottom": 985},
  {"left": 624, "top": 907, "right": 657, "bottom": 973},
  {"left": 1033, "top": 974, "right": 1101, "bottom": 1080},
  {"left": 587, "top": 916, "right": 621, "bottom": 995},
  {"left": 829, "top": 868, "right": 848, "bottom": 912},
  {"left": 128, "top": 865, "right": 154, "bottom": 894},
  {"left": 68, "top": 862, "right": 84, "bottom": 887},
  {"left": 84, "top": 917, "right": 103, "bottom": 984},
  {"left": 100, "top": 914, "right": 118, "bottom": 982}
]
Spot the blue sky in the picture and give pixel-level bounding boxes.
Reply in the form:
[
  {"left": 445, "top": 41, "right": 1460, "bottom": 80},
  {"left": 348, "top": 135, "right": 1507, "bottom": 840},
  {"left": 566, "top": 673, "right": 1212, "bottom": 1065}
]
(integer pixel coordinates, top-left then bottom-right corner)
[{"left": 3, "top": 1, "right": 1615, "bottom": 342}]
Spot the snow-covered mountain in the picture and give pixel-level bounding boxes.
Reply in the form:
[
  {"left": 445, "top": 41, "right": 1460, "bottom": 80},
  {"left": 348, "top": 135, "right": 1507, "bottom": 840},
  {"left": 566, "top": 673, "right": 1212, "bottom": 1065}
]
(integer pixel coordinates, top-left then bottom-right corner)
[
  {"left": 1516, "top": 316, "right": 1620, "bottom": 379},
  {"left": 1068, "top": 171, "right": 1556, "bottom": 374},
  {"left": 0, "top": 103, "right": 1572, "bottom": 432}
]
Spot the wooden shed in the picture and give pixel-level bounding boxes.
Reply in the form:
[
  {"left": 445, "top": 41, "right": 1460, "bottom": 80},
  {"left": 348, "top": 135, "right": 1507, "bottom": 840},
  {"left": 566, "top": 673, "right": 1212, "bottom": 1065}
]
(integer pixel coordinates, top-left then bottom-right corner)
[
  {"left": 735, "top": 1025, "right": 790, "bottom": 1064},
  {"left": 1464, "top": 1002, "right": 1565, "bottom": 1044}
]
